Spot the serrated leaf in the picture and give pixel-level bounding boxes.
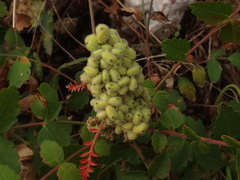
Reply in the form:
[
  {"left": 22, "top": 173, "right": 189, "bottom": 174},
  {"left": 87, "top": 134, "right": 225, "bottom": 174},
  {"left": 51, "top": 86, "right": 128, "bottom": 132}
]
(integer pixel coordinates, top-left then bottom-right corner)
[
  {"left": 220, "top": 20, "right": 240, "bottom": 46},
  {"left": 213, "top": 107, "right": 240, "bottom": 140},
  {"left": 67, "top": 91, "right": 89, "bottom": 111},
  {"left": 122, "top": 147, "right": 141, "bottom": 165},
  {"left": 94, "top": 139, "right": 111, "bottom": 156},
  {"left": 58, "top": 57, "right": 87, "bottom": 70},
  {"left": 30, "top": 82, "right": 61, "bottom": 122},
  {"left": 148, "top": 152, "right": 171, "bottom": 179},
  {"left": 4, "top": 29, "right": 26, "bottom": 49},
  {"left": 41, "top": 10, "right": 53, "bottom": 55},
  {"left": 221, "top": 135, "right": 240, "bottom": 149},
  {"left": 161, "top": 108, "right": 185, "bottom": 129},
  {"left": 0, "top": 86, "right": 20, "bottom": 133},
  {"left": 178, "top": 77, "right": 196, "bottom": 102},
  {"left": 193, "top": 144, "right": 225, "bottom": 170},
  {"left": 7, "top": 57, "right": 31, "bottom": 88},
  {"left": 0, "top": 1, "right": 7, "bottom": 18},
  {"left": 189, "top": 2, "right": 232, "bottom": 25},
  {"left": 162, "top": 39, "right": 190, "bottom": 61},
  {"left": 40, "top": 140, "right": 64, "bottom": 167},
  {"left": 0, "top": 136, "right": 21, "bottom": 173},
  {"left": 38, "top": 122, "right": 71, "bottom": 146},
  {"left": 182, "top": 125, "right": 200, "bottom": 141},
  {"left": 192, "top": 65, "right": 206, "bottom": 88},
  {"left": 168, "top": 90, "right": 186, "bottom": 111},
  {"left": 185, "top": 116, "right": 205, "bottom": 137},
  {"left": 152, "top": 90, "right": 169, "bottom": 112},
  {"left": 228, "top": 52, "right": 240, "bottom": 69},
  {"left": 210, "top": 48, "right": 226, "bottom": 59},
  {"left": 151, "top": 132, "right": 167, "bottom": 153},
  {"left": 168, "top": 136, "right": 191, "bottom": 173},
  {"left": 0, "top": 165, "right": 20, "bottom": 180},
  {"left": 57, "top": 162, "right": 81, "bottom": 180}
]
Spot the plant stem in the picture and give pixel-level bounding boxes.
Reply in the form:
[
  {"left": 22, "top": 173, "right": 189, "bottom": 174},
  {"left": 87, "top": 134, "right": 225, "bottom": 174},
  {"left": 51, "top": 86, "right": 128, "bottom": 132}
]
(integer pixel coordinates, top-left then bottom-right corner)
[{"left": 148, "top": 128, "right": 228, "bottom": 147}]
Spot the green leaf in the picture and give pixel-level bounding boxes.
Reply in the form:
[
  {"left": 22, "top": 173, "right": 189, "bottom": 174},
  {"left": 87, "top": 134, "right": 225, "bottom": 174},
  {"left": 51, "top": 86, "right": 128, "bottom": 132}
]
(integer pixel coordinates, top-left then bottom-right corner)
[
  {"left": 0, "top": 165, "right": 20, "bottom": 180},
  {"left": 151, "top": 132, "right": 167, "bottom": 153},
  {"left": 94, "top": 139, "right": 111, "bottom": 156},
  {"left": 213, "top": 107, "right": 240, "bottom": 140},
  {"left": 30, "top": 82, "right": 61, "bottom": 122},
  {"left": 161, "top": 108, "right": 185, "bottom": 129},
  {"left": 178, "top": 77, "right": 196, "bottom": 102},
  {"left": 58, "top": 57, "right": 87, "bottom": 70},
  {"left": 189, "top": 2, "right": 232, "bottom": 25},
  {"left": 0, "top": 136, "right": 21, "bottom": 173},
  {"left": 40, "top": 140, "right": 64, "bottom": 167},
  {"left": 193, "top": 144, "right": 226, "bottom": 170},
  {"left": 4, "top": 29, "right": 26, "bottom": 49},
  {"left": 228, "top": 52, "right": 240, "bottom": 69},
  {"left": 229, "top": 100, "right": 240, "bottom": 112},
  {"left": 198, "top": 142, "right": 211, "bottom": 155},
  {"left": 220, "top": 20, "right": 240, "bottom": 46},
  {"left": 115, "top": 164, "right": 150, "bottom": 180},
  {"left": 0, "top": 1, "right": 7, "bottom": 17},
  {"left": 192, "top": 65, "right": 206, "bottom": 88},
  {"left": 0, "top": 86, "right": 20, "bottom": 133},
  {"left": 210, "top": 48, "right": 226, "bottom": 59},
  {"left": 136, "top": 131, "right": 151, "bottom": 145},
  {"left": 152, "top": 90, "right": 169, "bottom": 112},
  {"left": 57, "top": 162, "right": 81, "bottom": 180},
  {"left": 122, "top": 147, "right": 141, "bottom": 165},
  {"left": 162, "top": 39, "right": 190, "bottom": 61},
  {"left": 185, "top": 116, "right": 205, "bottom": 137},
  {"left": 168, "top": 136, "right": 191, "bottom": 173},
  {"left": 221, "top": 135, "right": 240, "bottom": 149},
  {"left": 168, "top": 90, "right": 186, "bottom": 111},
  {"left": 148, "top": 152, "right": 171, "bottom": 179},
  {"left": 67, "top": 91, "right": 89, "bottom": 111},
  {"left": 7, "top": 57, "right": 31, "bottom": 88},
  {"left": 41, "top": 10, "right": 53, "bottom": 55},
  {"left": 38, "top": 122, "right": 71, "bottom": 146},
  {"left": 80, "top": 124, "right": 94, "bottom": 142},
  {"left": 182, "top": 125, "right": 201, "bottom": 141},
  {"left": 207, "top": 59, "right": 222, "bottom": 83}
]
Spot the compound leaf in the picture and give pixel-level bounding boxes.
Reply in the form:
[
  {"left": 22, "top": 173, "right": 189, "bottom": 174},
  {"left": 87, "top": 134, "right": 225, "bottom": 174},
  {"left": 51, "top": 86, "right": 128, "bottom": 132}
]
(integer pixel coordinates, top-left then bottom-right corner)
[
  {"left": 40, "top": 140, "right": 64, "bottom": 167},
  {"left": 57, "top": 162, "right": 81, "bottom": 180},
  {"left": 162, "top": 39, "right": 190, "bottom": 61},
  {"left": 189, "top": 2, "right": 232, "bottom": 25}
]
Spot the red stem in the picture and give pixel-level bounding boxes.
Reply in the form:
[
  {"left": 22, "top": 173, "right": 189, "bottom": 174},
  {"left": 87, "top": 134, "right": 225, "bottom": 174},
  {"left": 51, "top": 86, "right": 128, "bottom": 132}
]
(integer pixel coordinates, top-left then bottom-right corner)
[{"left": 148, "top": 128, "right": 228, "bottom": 146}]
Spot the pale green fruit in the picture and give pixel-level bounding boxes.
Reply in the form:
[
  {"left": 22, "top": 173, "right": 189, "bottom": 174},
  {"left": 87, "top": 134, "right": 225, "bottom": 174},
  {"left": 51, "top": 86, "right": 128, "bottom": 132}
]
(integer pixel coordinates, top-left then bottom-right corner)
[
  {"left": 132, "top": 110, "right": 142, "bottom": 125},
  {"left": 105, "top": 105, "right": 118, "bottom": 121},
  {"left": 113, "top": 42, "right": 127, "bottom": 50},
  {"left": 127, "top": 131, "right": 137, "bottom": 140},
  {"left": 85, "top": 34, "right": 99, "bottom": 52},
  {"left": 105, "top": 82, "right": 120, "bottom": 91},
  {"left": 96, "top": 110, "right": 107, "bottom": 119},
  {"left": 118, "top": 76, "right": 130, "bottom": 87},
  {"left": 100, "top": 58, "right": 111, "bottom": 69},
  {"left": 122, "top": 57, "right": 132, "bottom": 68},
  {"left": 101, "top": 43, "right": 112, "bottom": 51},
  {"left": 118, "top": 104, "right": 129, "bottom": 113},
  {"left": 122, "top": 122, "right": 133, "bottom": 132},
  {"left": 118, "top": 86, "right": 129, "bottom": 95},
  {"left": 87, "top": 56, "right": 100, "bottom": 68},
  {"left": 83, "top": 66, "right": 99, "bottom": 76},
  {"left": 96, "top": 24, "right": 110, "bottom": 44},
  {"left": 132, "top": 122, "right": 148, "bottom": 134},
  {"left": 115, "top": 125, "right": 122, "bottom": 134},
  {"left": 80, "top": 73, "right": 92, "bottom": 83},
  {"left": 108, "top": 96, "right": 122, "bottom": 106},
  {"left": 102, "top": 69, "right": 110, "bottom": 83},
  {"left": 92, "top": 73, "right": 102, "bottom": 85},
  {"left": 118, "top": 66, "right": 127, "bottom": 76},
  {"left": 109, "top": 68, "right": 121, "bottom": 82},
  {"left": 127, "top": 66, "right": 142, "bottom": 76},
  {"left": 129, "top": 76, "right": 138, "bottom": 91},
  {"left": 91, "top": 49, "right": 104, "bottom": 60},
  {"left": 125, "top": 48, "right": 136, "bottom": 60},
  {"left": 102, "top": 51, "right": 117, "bottom": 64}
]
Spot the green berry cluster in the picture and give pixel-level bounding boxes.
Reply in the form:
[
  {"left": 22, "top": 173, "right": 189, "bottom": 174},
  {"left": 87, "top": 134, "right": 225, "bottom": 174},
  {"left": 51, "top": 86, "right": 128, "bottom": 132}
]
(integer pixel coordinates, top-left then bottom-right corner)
[{"left": 81, "top": 24, "right": 151, "bottom": 140}]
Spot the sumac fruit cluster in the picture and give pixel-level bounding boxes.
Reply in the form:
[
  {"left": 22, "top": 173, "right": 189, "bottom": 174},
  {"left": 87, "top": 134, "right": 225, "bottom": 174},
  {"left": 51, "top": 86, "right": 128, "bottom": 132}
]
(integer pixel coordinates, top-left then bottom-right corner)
[{"left": 81, "top": 24, "right": 151, "bottom": 140}]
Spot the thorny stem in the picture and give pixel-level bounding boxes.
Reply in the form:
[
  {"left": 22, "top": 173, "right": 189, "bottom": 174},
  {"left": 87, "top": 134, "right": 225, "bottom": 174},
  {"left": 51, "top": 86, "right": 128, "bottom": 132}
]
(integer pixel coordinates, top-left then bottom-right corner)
[{"left": 148, "top": 128, "right": 228, "bottom": 147}]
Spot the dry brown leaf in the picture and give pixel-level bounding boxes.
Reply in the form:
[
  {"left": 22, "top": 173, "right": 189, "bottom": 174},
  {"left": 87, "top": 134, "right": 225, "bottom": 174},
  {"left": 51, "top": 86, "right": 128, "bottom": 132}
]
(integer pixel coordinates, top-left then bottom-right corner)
[
  {"left": 18, "top": 95, "right": 36, "bottom": 110},
  {"left": 117, "top": 7, "right": 142, "bottom": 21}
]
